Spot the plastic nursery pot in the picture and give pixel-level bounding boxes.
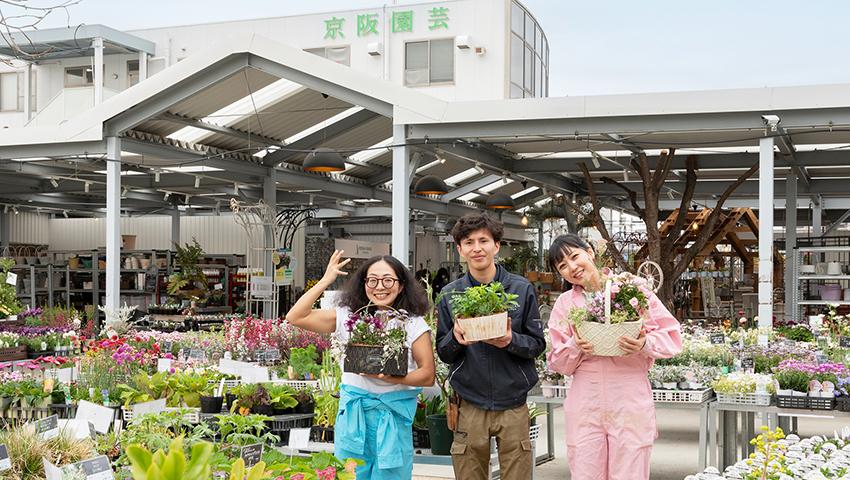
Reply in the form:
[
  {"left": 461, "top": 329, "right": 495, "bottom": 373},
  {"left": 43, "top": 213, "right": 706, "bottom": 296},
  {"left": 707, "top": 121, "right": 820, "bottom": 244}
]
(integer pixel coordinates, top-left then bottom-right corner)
[
  {"left": 225, "top": 393, "right": 237, "bottom": 411},
  {"left": 199, "top": 395, "right": 223, "bottom": 414},
  {"left": 251, "top": 404, "right": 274, "bottom": 416},
  {"left": 273, "top": 407, "right": 295, "bottom": 416},
  {"left": 294, "top": 401, "right": 315, "bottom": 415},
  {"left": 426, "top": 414, "right": 453, "bottom": 455}
]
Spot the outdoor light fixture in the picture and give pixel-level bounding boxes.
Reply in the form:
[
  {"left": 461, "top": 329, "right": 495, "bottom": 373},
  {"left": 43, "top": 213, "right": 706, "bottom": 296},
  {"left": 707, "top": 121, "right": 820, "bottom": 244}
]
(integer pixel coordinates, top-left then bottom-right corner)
[
  {"left": 3, "top": 205, "right": 7, "bottom": 214},
  {"left": 439, "top": 157, "right": 446, "bottom": 164},
  {"left": 184, "top": 194, "right": 191, "bottom": 204},
  {"left": 302, "top": 148, "right": 346, "bottom": 172},
  {"left": 163, "top": 192, "right": 170, "bottom": 201},
  {"left": 667, "top": 188, "right": 674, "bottom": 200},
  {"left": 194, "top": 176, "right": 201, "bottom": 188},
  {"left": 84, "top": 182, "right": 90, "bottom": 193},
  {"left": 542, "top": 187, "right": 549, "bottom": 196},
  {"left": 122, "top": 187, "right": 129, "bottom": 198},
  {"left": 486, "top": 193, "right": 516, "bottom": 209},
  {"left": 154, "top": 170, "right": 161, "bottom": 182},
  {"left": 12, "top": 206, "right": 18, "bottom": 214},
  {"left": 521, "top": 214, "right": 529, "bottom": 226},
  {"left": 473, "top": 165, "right": 485, "bottom": 174},
  {"left": 309, "top": 194, "right": 315, "bottom": 205},
  {"left": 502, "top": 173, "right": 508, "bottom": 184},
  {"left": 63, "top": 211, "right": 68, "bottom": 218},
  {"left": 591, "top": 152, "right": 600, "bottom": 169},
  {"left": 50, "top": 177, "right": 59, "bottom": 188},
  {"left": 414, "top": 175, "right": 449, "bottom": 195},
  {"left": 623, "top": 170, "right": 629, "bottom": 182},
  {"left": 544, "top": 206, "right": 566, "bottom": 220}
]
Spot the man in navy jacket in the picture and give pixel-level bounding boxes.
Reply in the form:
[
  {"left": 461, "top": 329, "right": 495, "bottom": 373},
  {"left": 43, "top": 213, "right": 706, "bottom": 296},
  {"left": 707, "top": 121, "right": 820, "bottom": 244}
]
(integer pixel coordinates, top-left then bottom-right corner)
[{"left": 436, "top": 211, "right": 546, "bottom": 480}]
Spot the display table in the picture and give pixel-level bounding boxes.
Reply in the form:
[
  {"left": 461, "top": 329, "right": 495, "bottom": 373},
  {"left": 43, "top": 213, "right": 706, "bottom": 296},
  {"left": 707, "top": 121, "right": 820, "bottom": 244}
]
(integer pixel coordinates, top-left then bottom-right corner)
[
  {"left": 529, "top": 392, "right": 715, "bottom": 472},
  {"left": 709, "top": 400, "right": 850, "bottom": 469}
]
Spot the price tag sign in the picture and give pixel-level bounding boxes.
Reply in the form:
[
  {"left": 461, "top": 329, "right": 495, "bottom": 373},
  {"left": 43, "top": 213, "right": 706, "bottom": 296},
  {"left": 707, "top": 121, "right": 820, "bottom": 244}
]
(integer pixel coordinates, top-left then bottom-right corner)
[
  {"left": 161, "top": 341, "right": 173, "bottom": 352},
  {"left": 189, "top": 349, "right": 205, "bottom": 360},
  {"left": 757, "top": 334, "right": 769, "bottom": 346},
  {"left": 741, "top": 358, "right": 755, "bottom": 372},
  {"left": 215, "top": 283, "right": 223, "bottom": 290},
  {"left": 88, "top": 422, "right": 97, "bottom": 439},
  {"left": 240, "top": 443, "right": 263, "bottom": 468},
  {"left": 0, "top": 444, "right": 11, "bottom": 471},
  {"left": 288, "top": 428, "right": 310, "bottom": 448},
  {"left": 79, "top": 456, "right": 114, "bottom": 480},
  {"left": 254, "top": 351, "right": 265, "bottom": 363},
  {"left": 816, "top": 354, "right": 829, "bottom": 365},
  {"left": 37, "top": 415, "right": 59, "bottom": 441},
  {"left": 5, "top": 272, "right": 16, "bottom": 286},
  {"left": 157, "top": 358, "right": 172, "bottom": 373},
  {"left": 840, "top": 336, "right": 850, "bottom": 348},
  {"left": 709, "top": 333, "right": 725, "bottom": 345},
  {"left": 265, "top": 349, "right": 280, "bottom": 362}
]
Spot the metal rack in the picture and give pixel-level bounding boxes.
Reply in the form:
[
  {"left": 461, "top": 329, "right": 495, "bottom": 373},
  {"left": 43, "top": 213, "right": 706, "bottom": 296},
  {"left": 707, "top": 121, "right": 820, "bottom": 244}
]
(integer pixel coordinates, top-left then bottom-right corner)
[{"left": 791, "top": 245, "right": 850, "bottom": 323}]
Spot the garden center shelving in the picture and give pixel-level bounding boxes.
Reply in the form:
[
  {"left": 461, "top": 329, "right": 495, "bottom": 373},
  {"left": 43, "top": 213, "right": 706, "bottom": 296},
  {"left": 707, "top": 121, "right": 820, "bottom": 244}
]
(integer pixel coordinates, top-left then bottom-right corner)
[
  {"left": 791, "top": 245, "right": 850, "bottom": 323},
  {"left": 13, "top": 264, "right": 70, "bottom": 309}
]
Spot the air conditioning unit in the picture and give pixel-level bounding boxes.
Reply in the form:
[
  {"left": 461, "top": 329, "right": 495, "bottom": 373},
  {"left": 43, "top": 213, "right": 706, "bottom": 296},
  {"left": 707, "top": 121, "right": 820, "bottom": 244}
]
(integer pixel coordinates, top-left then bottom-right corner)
[{"left": 474, "top": 46, "right": 486, "bottom": 55}]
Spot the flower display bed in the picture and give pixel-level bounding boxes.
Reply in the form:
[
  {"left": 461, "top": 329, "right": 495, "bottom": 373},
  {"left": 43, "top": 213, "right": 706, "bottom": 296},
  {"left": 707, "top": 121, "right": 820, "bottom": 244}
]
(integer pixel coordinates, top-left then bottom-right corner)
[
  {"left": 775, "top": 394, "right": 836, "bottom": 410},
  {"left": 716, "top": 392, "right": 773, "bottom": 406},
  {"left": 0, "top": 344, "right": 26, "bottom": 362},
  {"left": 652, "top": 388, "right": 714, "bottom": 403},
  {"left": 122, "top": 406, "right": 200, "bottom": 424}
]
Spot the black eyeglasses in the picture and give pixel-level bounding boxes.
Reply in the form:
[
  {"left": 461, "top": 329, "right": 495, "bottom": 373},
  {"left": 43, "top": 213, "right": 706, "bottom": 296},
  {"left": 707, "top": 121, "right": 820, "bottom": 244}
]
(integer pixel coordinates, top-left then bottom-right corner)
[{"left": 365, "top": 277, "right": 399, "bottom": 289}]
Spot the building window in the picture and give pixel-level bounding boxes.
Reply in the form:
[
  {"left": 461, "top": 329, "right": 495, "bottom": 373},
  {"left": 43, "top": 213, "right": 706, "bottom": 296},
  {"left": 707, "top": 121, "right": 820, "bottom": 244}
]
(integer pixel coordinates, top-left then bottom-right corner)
[
  {"left": 128, "top": 60, "right": 139, "bottom": 88},
  {"left": 304, "top": 46, "right": 351, "bottom": 67},
  {"left": 65, "top": 66, "right": 94, "bottom": 87},
  {"left": 509, "top": 1, "right": 548, "bottom": 99},
  {"left": 0, "top": 71, "right": 36, "bottom": 112},
  {"left": 404, "top": 38, "right": 454, "bottom": 86}
]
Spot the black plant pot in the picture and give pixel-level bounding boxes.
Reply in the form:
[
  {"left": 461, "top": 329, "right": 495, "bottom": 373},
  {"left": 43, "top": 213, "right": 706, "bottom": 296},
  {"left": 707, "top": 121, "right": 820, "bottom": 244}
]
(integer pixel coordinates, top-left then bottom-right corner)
[
  {"left": 225, "top": 394, "right": 237, "bottom": 412},
  {"left": 294, "top": 401, "right": 315, "bottom": 415},
  {"left": 273, "top": 407, "right": 295, "bottom": 416},
  {"left": 199, "top": 396, "right": 223, "bottom": 414},
  {"left": 251, "top": 404, "right": 274, "bottom": 416},
  {"left": 310, "top": 425, "right": 334, "bottom": 443}
]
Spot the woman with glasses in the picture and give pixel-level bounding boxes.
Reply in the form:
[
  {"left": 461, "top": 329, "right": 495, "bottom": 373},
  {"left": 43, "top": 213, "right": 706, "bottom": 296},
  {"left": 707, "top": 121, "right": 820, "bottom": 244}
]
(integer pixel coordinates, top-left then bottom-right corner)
[{"left": 286, "top": 250, "right": 435, "bottom": 480}]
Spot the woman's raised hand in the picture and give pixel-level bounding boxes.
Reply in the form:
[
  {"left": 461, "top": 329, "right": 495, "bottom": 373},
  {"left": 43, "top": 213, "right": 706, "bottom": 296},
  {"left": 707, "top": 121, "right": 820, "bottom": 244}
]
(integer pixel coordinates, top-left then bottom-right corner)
[{"left": 321, "top": 249, "right": 351, "bottom": 284}]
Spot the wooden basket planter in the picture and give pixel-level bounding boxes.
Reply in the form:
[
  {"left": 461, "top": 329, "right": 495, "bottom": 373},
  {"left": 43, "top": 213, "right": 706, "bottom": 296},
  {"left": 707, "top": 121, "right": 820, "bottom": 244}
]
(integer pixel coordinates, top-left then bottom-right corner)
[
  {"left": 456, "top": 311, "right": 508, "bottom": 342},
  {"left": 344, "top": 344, "right": 408, "bottom": 376},
  {"left": 0, "top": 344, "right": 27, "bottom": 362},
  {"left": 0, "top": 317, "right": 24, "bottom": 328}
]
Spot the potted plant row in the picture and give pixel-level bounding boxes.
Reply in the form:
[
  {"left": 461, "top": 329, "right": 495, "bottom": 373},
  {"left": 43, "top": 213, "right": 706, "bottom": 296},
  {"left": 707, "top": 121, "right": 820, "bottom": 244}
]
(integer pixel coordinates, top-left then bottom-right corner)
[{"left": 445, "top": 281, "right": 518, "bottom": 342}]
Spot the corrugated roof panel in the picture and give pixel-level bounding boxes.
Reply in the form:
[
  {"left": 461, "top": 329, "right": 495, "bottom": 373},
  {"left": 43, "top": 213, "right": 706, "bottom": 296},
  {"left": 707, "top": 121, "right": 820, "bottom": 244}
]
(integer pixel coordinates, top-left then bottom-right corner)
[{"left": 169, "top": 69, "right": 280, "bottom": 118}]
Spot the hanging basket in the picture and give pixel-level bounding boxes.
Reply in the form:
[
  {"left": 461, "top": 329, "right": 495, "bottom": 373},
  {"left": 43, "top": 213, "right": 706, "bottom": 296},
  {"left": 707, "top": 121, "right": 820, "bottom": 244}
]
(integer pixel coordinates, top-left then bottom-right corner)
[
  {"left": 540, "top": 271, "right": 554, "bottom": 283},
  {"left": 525, "top": 258, "right": 539, "bottom": 283},
  {"left": 343, "top": 305, "right": 409, "bottom": 376},
  {"left": 575, "top": 278, "right": 642, "bottom": 356}
]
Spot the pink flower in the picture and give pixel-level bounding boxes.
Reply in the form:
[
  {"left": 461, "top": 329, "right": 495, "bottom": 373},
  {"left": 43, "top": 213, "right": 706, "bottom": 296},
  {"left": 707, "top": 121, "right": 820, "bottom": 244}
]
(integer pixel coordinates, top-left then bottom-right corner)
[
  {"left": 629, "top": 297, "right": 639, "bottom": 308},
  {"left": 344, "top": 460, "right": 357, "bottom": 473},
  {"left": 315, "top": 467, "right": 336, "bottom": 480},
  {"left": 289, "top": 475, "right": 305, "bottom": 480}
]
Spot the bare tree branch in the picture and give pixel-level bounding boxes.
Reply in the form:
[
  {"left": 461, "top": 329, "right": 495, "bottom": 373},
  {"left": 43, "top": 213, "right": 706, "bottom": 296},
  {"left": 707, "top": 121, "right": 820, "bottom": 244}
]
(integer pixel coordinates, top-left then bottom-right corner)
[
  {"left": 0, "top": 0, "right": 81, "bottom": 65},
  {"left": 578, "top": 162, "right": 631, "bottom": 273},
  {"left": 600, "top": 176, "right": 645, "bottom": 218}
]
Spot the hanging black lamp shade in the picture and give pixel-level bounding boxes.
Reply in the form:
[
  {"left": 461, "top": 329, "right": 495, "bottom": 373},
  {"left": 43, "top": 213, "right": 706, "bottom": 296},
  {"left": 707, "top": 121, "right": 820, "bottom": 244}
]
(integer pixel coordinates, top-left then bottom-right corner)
[
  {"left": 486, "top": 193, "right": 515, "bottom": 209},
  {"left": 414, "top": 175, "right": 449, "bottom": 194},
  {"left": 303, "top": 148, "right": 346, "bottom": 172},
  {"left": 544, "top": 206, "right": 566, "bottom": 219}
]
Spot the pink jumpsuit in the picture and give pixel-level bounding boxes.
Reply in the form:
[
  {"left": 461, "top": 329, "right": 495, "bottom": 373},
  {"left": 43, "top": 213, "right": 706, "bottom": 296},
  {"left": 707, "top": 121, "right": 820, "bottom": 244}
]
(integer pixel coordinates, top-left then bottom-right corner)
[{"left": 547, "top": 286, "right": 682, "bottom": 480}]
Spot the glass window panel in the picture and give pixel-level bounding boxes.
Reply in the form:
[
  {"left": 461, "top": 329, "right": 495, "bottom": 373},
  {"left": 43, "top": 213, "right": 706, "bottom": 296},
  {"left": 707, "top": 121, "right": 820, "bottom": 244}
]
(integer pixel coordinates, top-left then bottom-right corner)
[
  {"left": 327, "top": 46, "right": 350, "bottom": 66},
  {"left": 84, "top": 68, "right": 94, "bottom": 84},
  {"left": 510, "top": 34, "right": 523, "bottom": 86},
  {"left": 0, "top": 73, "right": 16, "bottom": 111},
  {"left": 304, "top": 48, "right": 326, "bottom": 58},
  {"left": 405, "top": 69, "right": 428, "bottom": 86},
  {"left": 65, "top": 68, "right": 86, "bottom": 86},
  {"left": 525, "top": 15, "right": 535, "bottom": 43},
  {"left": 430, "top": 38, "right": 454, "bottom": 83},
  {"left": 406, "top": 41, "right": 428, "bottom": 70},
  {"left": 511, "top": 2, "right": 524, "bottom": 35},
  {"left": 524, "top": 46, "right": 533, "bottom": 90},
  {"left": 536, "top": 25, "right": 543, "bottom": 53},
  {"left": 510, "top": 83, "right": 523, "bottom": 99},
  {"left": 128, "top": 60, "right": 139, "bottom": 74},
  {"left": 536, "top": 57, "right": 543, "bottom": 97}
]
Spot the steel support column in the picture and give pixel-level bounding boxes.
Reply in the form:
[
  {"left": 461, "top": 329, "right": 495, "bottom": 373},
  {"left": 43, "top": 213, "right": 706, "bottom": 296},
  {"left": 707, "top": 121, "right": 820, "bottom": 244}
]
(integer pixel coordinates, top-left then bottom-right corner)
[
  {"left": 105, "top": 137, "right": 121, "bottom": 312},
  {"left": 264, "top": 168, "right": 276, "bottom": 317},
  {"left": 785, "top": 174, "right": 797, "bottom": 319},
  {"left": 758, "top": 137, "right": 774, "bottom": 329},
  {"left": 392, "top": 124, "right": 410, "bottom": 265},
  {"left": 94, "top": 37, "right": 104, "bottom": 106}
]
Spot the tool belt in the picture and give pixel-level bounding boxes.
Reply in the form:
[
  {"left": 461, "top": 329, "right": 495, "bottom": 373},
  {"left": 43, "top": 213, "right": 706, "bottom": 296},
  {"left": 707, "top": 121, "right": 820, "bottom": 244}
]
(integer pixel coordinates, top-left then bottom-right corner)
[{"left": 447, "top": 392, "right": 460, "bottom": 432}]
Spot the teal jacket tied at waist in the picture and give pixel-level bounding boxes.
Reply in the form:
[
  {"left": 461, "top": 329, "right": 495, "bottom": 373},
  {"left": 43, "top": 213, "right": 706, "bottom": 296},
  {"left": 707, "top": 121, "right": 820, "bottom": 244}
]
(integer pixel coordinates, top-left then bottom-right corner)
[{"left": 336, "top": 384, "right": 421, "bottom": 470}]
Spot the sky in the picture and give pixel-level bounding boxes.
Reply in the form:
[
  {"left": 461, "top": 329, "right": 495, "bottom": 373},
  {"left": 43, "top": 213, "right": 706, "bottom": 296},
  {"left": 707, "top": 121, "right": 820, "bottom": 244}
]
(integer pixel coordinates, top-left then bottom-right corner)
[{"left": 25, "top": 0, "right": 850, "bottom": 98}]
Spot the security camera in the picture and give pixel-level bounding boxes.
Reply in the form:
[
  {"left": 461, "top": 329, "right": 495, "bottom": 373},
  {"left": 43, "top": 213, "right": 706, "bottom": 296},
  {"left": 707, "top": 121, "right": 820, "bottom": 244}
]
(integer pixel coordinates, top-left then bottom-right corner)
[{"left": 761, "top": 114, "right": 781, "bottom": 126}]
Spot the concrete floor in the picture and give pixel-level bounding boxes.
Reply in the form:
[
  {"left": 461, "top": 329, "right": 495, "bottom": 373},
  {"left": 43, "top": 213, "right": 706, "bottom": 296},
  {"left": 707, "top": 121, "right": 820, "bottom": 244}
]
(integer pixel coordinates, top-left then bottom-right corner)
[{"left": 412, "top": 404, "right": 847, "bottom": 480}]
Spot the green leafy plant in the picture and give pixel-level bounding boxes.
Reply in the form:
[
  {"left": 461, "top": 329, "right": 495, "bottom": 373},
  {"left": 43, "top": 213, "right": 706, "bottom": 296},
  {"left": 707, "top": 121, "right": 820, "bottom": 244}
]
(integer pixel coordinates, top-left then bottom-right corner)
[
  {"left": 118, "top": 371, "right": 170, "bottom": 408},
  {"left": 126, "top": 435, "right": 217, "bottom": 480},
  {"left": 288, "top": 345, "right": 322, "bottom": 378},
  {"left": 168, "top": 238, "right": 209, "bottom": 298},
  {"left": 0, "top": 257, "right": 23, "bottom": 317},
  {"left": 214, "top": 413, "right": 279, "bottom": 448},
  {"left": 230, "top": 383, "right": 270, "bottom": 414},
  {"left": 167, "top": 372, "right": 213, "bottom": 408},
  {"left": 264, "top": 383, "right": 298, "bottom": 411},
  {"left": 445, "top": 282, "right": 519, "bottom": 318},
  {"left": 264, "top": 450, "right": 363, "bottom": 480}
]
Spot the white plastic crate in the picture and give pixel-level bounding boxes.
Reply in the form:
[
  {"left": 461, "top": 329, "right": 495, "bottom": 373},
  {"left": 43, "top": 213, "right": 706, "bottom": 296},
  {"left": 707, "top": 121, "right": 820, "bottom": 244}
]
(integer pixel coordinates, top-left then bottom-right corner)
[
  {"left": 270, "top": 379, "right": 319, "bottom": 390},
  {"left": 716, "top": 392, "right": 772, "bottom": 406},
  {"left": 123, "top": 406, "right": 201, "bottom": 424},
  {"left": 529, "top": 424, "right": 541, "bottom": 442},
  {"left": 652, "top": 388, "right": 714, "bottom": 403}
]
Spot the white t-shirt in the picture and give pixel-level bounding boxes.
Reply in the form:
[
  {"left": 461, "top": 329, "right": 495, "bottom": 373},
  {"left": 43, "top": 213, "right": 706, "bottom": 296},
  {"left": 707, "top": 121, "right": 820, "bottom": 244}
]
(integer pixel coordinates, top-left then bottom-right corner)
[{"left": 333, "top": 306, "right": 431, "bottom": 394}]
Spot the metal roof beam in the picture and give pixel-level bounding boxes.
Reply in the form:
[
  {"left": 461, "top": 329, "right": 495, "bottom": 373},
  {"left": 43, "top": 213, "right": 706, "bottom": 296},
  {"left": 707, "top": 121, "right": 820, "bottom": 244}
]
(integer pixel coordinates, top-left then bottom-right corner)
[
  {"left": 156, "top": 112, "right": 287, "bottom": 148},
  {"left": 248, "top": 55, "right": 393, "bottom": 118},
  {"left": 0, "top": 141, "right": 106, "bottom": 159},
  {"left": 105, "top": 54, "right": 249, "bottom": 136},
  {"left": 441, "top": 174, "right": 500, "bottom": 202}
]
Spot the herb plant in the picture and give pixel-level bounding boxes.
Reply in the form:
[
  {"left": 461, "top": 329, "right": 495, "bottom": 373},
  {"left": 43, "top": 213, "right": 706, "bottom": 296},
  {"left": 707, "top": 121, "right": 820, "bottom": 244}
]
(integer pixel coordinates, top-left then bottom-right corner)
[{"left": 445, "top": 282, "right": 519, "bottom": 319}]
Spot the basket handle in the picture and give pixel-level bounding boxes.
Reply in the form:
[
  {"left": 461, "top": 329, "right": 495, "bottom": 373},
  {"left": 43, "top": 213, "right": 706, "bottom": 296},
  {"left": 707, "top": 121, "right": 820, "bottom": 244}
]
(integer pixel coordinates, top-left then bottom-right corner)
[
  {"left": 526, "top": 258, "right": 538, "bottom": 272},
  {"left": 604, "top": 278, "right": 612, "bottom": 325}
]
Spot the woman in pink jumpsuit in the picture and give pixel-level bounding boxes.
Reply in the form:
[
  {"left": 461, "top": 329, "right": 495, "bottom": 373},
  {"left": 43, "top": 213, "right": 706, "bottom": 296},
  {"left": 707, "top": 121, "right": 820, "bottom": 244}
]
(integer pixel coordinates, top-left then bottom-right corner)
[{"left": 546, "top": 234, "right": 682, "bottom": 480}]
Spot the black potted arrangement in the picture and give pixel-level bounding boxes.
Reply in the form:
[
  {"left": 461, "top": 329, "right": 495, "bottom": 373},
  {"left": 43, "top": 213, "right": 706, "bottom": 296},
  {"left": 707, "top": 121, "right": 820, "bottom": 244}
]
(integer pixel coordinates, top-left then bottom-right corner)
[
  {"left": 198, "top": 382, "right": 224, "bottom": 414},
  {"left": 266, "top": 383, "right": 298, "bottom": 415},
  {"left": 294, "top": 387, "right": 315, "bottom": 414}
]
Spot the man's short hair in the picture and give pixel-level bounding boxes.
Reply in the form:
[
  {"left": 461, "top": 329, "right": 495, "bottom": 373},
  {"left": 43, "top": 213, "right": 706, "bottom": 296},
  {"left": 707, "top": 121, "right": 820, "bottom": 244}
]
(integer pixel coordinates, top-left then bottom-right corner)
[{"left": 451, "top": 211, "right": 504, "bottom": 244}]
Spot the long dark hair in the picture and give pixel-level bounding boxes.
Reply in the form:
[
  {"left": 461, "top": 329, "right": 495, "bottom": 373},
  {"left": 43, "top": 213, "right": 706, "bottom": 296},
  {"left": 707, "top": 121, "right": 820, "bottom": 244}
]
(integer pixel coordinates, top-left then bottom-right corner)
[
  {"left": 336, "top": 255, "right": 430, "bottom": 317},
  {"left": 548, "top": 234, "right": 593, "bottom": 290}
]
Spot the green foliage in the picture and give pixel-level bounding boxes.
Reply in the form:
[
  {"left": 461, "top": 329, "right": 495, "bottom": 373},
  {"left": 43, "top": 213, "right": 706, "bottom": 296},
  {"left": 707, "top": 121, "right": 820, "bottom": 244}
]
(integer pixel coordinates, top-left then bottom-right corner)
[
  {"left": 264, "top": 383, "right": 298, "bottom": 410},
  {"left": 288, "top": 345, "right": 322, "bottom": 378},
  {"left": 170, "top": 237, "right": 208, "bottom": 298},
  {"left": 0, "top": 257, "right": 22, "bottom": 317},
  {"left": 126, "top": 435, "right": 214, "bottom": 480},
  {"left": 167, "top": 372, "right": 214, "bottom": 408},
  {"left": 413, "top": 393, "right": 446, "bottom": 429},
  {"left": 264, "top": 450, "right": 363, "bottom": 480},
  {"left": 118, "top": 371, "right": 170, "bottom": 408},
  {"left": 445, "top": 282, "right": 519, "bottom": 318},
  {"left": 776, "top": 325, "right": 814, "bottom": 342},
  {"left": 117, "top": 410, "right": 214, "bottom": 467},
  {"left": 214, "top": 413, "right": 279, "bottom": 448}
]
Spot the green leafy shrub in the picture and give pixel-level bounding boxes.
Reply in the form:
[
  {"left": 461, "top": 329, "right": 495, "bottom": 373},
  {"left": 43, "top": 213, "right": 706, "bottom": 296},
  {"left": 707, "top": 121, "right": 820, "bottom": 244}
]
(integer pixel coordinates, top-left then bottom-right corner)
[{"left": 445, "top": 282, "right": 518, "bottom": 318}]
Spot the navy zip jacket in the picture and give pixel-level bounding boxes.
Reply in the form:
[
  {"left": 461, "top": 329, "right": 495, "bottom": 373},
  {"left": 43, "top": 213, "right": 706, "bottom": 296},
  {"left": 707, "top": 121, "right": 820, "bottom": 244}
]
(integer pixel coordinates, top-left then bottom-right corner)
[{"left": 436, "top": 264, "right": 546, "bottom": 411}]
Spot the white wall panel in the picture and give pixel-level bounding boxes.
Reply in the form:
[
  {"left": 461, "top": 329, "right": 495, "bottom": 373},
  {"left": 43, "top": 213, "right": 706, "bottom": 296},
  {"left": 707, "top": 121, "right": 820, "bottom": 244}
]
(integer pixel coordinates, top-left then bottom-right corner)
[{"left": 9, "top": 211, "right": 50, "bottom": 245}]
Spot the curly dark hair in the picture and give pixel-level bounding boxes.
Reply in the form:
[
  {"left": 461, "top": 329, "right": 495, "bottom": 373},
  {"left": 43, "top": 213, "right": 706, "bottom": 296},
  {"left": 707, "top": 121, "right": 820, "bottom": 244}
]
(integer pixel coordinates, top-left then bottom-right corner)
[
  {"left": 336, "top": 255, "right": 430, "bottom": 317},
  {"left": 451, "top": 211, "right": 504, "bottom": 244}
]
